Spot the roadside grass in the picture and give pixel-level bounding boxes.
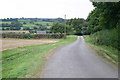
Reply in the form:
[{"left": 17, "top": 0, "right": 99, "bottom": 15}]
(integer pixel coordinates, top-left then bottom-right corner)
[
  {"left": 84, "top": 35, "right": 118, "bottom": 65},
  {"left": 2, "top": 35, "right": 77, "bottom": 78}
]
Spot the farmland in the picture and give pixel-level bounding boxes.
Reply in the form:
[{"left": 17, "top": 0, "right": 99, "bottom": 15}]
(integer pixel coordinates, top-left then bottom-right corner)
[
  {"left": 0, "top": 18, "right": 67, "bottom": 78},
  {"left": 1, "top": 21, "right": 52, "bottom": 31},
  {"left": 0, "top": 1, "right": 119, "bottom": 79},
  {"left": 2, "top": 35, "right": 77, "bottom": 78},
  {"left": 1, "top": 39, "right": 59, "bottom": 51}
]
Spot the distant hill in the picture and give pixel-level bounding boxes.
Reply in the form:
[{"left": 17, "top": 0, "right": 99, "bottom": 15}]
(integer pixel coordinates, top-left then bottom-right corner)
[{"left": 0, "top": 18, "right": 66, "bottom": 33}]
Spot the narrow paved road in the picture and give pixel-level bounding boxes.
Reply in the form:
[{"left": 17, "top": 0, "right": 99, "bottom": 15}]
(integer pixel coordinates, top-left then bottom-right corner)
[{"left": 42, "top": 36, "right": 118, "bottom": 78}]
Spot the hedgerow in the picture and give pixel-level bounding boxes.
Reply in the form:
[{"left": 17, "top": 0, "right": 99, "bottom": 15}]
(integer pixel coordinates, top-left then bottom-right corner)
[
  {"left": 90, "top": 28, "right": 119, "bottom": 50},
  {"left": 1, "top": 33, "right": 65, "bottom": 39}
]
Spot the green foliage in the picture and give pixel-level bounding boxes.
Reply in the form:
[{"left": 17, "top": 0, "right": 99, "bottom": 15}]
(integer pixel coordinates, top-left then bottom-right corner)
[
  {"left": 87, "top": 8, "right": 102, "bottom": 33},
  {"left": 87, "top": 2, "right": 120, "bottom": 33},
  {"left": 50, "top": 22, "right": 65, "bottom": 34},
  {"left": 66, "top": 18, "right": 88, "bottom": 35},
  {"left": 50, "top": 21, "right": 78, "bottom": 35},
  {"left": 86, "top": 2, "right": 119, "bottom": 52},
  {"left": 66, "top": 25, "right": 75, "bottom": 35},
  {"left": 89, "top": 28, "right": 119, "bottom": 50},
  {"left": 94, "top": 2, "right": 119, "bottom": 29}
]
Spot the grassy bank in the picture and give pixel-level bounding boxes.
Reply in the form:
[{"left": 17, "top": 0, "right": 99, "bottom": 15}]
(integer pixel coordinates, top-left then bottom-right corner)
[
  {"left": 84, "top": 35, "right": 118, "bottom": 65},
  {"left": 2, "top": 35, "right": 77, "bottom": 78}
]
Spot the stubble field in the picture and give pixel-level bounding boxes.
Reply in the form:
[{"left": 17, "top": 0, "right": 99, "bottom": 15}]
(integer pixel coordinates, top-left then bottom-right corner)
[{"left": 1, "top": 39, "right": 58, "bottom": 51}]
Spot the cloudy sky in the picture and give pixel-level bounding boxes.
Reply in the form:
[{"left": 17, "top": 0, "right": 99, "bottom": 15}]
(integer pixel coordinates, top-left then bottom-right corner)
[{"left": 0, "top": 0, "right": 95, "bottom": 19}]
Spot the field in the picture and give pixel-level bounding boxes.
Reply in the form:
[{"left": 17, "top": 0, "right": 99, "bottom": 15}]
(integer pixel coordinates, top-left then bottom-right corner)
[
  {"left": 0, "top": 22, "right": 11, "bottom": 24},
  {"left": 22, "top": 22, "right": 52, "bottom": 28},
  {"left": 1, "top": 39, "right": 58, "bottom": 51},
  {"left": 2, "top": 35, "right": 77, "bottom": 78}
]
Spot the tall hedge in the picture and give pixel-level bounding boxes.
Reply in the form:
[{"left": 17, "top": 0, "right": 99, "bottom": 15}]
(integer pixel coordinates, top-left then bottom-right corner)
[{"left": 1, "top": 33, "right": 65, "bottom": 39}]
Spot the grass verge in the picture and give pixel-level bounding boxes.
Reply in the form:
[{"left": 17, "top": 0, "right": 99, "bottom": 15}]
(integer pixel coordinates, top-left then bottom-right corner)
[
  {"left": 84, "top": 35, "right": 118, "bottom": 65},
  {"left": 2, "top": 35, "right": 77, "bottom": 78}
]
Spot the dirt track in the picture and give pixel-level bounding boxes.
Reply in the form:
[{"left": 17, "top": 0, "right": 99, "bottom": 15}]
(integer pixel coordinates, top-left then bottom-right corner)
[{"left": 1, "top": 39, "right": 58, "bottom": 51}]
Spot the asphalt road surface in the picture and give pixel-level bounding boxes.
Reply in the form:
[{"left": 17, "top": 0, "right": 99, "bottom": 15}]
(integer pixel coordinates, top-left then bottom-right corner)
[{"left": 42, "top": 36, "right": 118, "bottom": 78}]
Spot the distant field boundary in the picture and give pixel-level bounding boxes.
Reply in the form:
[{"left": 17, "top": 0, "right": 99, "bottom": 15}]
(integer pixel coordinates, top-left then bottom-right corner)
[{"left": 2, "top": 33, "right": 66, "bottom": 39}]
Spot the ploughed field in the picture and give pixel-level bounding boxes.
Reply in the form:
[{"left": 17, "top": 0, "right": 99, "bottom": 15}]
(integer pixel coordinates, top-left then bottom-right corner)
[{"left": 1, "top": 39, "right": 58, "bottom": 51}]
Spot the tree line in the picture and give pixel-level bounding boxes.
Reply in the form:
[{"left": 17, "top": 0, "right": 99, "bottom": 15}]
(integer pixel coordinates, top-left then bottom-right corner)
[
  {"left": 86, "top": 2, "right": 119, "bottom": 50},
  {"left": 50, "top": 18, "right": 89, "bottom": 35},
  {"left": 50, "top": 2, "right": 119, "bottom": 50},
  {"left": 87, "top": 2, "right": 119, "bottom": 33}
]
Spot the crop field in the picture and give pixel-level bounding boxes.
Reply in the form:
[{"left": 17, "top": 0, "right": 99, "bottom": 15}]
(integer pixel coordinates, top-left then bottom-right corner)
[{"left": 1, "top": 39, "right": 58, "bottom": 51}]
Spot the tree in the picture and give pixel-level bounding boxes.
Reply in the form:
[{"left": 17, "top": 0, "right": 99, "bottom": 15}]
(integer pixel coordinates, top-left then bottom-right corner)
[
  {"left": 66, "top": 18, "right": 87, "bottom": 35},
  {"left": 86, "top": 8, "right": 102, "bottom": 33},
  {"left": 11, "top": 21, "right": 22, "bottom": 27},
  {"left": 50, "top": 22, "right": 65, "bottom": 34},
  {"left": 87, "top": 2, "right": 120, "bottom": 34},
  {"left": 92, "top": 2, "right": 120, "bottom": 29}
]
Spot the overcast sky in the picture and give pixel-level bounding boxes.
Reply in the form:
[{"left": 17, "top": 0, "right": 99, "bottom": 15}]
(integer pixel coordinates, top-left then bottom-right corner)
[{"left": 0, "top": 0, "right": 95, "bottom": 19}]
